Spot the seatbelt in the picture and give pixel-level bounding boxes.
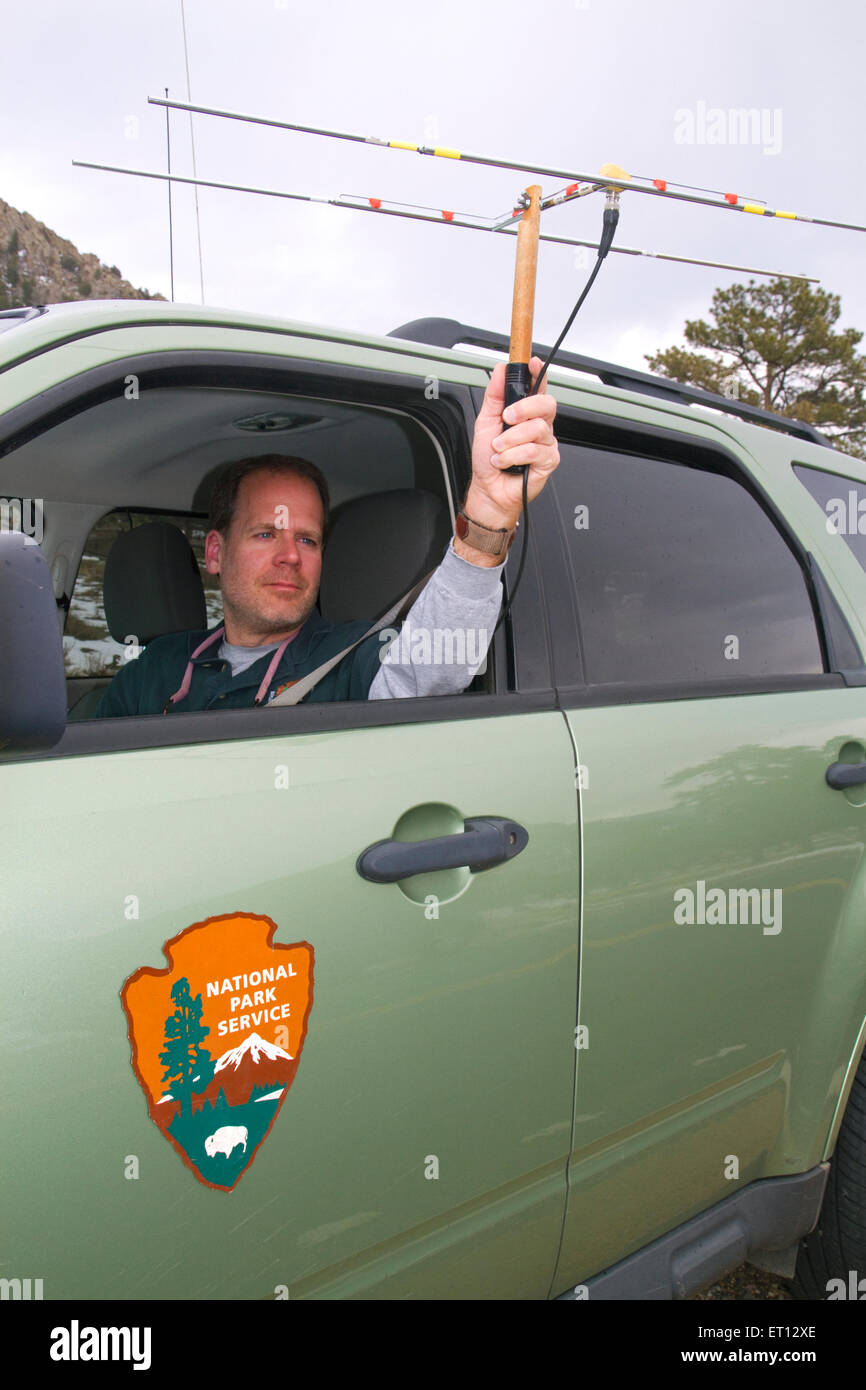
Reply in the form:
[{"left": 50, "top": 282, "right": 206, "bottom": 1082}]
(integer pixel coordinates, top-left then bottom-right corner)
[{"left": 265, "top": 570, "right": 436, "bottom": 708}]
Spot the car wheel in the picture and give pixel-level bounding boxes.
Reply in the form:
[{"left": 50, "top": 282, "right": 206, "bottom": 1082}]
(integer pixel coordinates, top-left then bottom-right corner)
[{"left": 790, "top": 1050, "right": 866, "bottom": 1299}]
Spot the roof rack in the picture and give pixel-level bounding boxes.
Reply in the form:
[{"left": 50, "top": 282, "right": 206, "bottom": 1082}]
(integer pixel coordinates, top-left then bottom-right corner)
[{"left": 388, "top": 317, "right": 831, "bottom": 447}]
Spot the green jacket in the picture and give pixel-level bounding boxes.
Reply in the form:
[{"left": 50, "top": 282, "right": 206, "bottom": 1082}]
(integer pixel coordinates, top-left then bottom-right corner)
[{"left": 94, "top": 612, "right": 382, "bottom": 717}]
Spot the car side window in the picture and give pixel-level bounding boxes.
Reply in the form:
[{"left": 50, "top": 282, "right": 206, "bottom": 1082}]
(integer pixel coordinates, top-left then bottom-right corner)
[
  {"left": 0, "top": 353, "right": 510, "bottom": 754},
  {"left": 553, "top": 440, "right": 824, "bottom": 686},
  {"left": 64, "top": 511, "right": 223, "bottom": 680}
]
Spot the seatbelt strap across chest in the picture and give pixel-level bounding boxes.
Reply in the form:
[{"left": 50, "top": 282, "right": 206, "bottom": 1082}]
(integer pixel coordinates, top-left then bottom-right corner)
[{"left": 264, "top": 571, "right": 435, "bottom": 708}]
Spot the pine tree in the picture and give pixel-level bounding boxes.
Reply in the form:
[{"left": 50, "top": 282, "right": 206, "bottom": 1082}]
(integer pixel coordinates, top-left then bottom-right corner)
[
  {"left": 646, "top": 277, "right": 866, "bottom": 458},
  {"left": 158, "top": 977, "right": 214, "bottom": 1122}
]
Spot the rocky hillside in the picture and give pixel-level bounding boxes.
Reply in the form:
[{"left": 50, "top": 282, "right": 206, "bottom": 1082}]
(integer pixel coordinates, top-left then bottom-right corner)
[{"left": 0, "top": 197, "right": 165, "bottom": 308}]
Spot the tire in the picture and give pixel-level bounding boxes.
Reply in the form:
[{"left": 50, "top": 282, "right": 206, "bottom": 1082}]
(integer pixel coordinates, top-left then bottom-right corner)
[{"left": 790, "top": 1050, "right": 866, "bottom": 1299}]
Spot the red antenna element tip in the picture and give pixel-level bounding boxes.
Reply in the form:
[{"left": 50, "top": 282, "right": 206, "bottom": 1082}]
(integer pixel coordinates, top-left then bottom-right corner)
[
  {"left": 369, "top": 197, "right": 382, "bottom": 209},
  {"left": 724, "top": 193, "right": 738, "bottom": 205},
  {"left": 653, "top": 178, "right": 667, "bottom": 191},
  {"left": 442, "top": 210, "right": 454, "bottom": 221},
  {"left": 565, "top": 182, "right": 580, "bottom": 195}
]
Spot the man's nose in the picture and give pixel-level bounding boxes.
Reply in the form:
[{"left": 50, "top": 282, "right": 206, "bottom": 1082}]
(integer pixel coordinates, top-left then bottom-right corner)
[{"left": 273, "top": 531, "right": 303, "bottom": 564}]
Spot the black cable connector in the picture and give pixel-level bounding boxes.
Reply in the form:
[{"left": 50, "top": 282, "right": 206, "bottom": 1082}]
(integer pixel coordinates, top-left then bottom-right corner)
[
  {"left": 531, "top": 198, "right": 620, "bottom": 399},
  {"left": 493, "top": 198, "right": 620, "bottom": 638}
]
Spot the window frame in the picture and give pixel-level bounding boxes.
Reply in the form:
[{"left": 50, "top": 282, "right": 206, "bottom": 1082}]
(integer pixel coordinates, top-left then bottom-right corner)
[{"left": 0, "top": 349, "right": 556, "bottom": 762}]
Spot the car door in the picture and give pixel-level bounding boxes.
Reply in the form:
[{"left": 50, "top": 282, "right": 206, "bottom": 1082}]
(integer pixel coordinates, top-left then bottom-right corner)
[
  {"left": 540, "top": 400, "right": 866, "bottom": 1294},
  {"left": 0, "top": 324, "right": 581, "bottom": 1301}
]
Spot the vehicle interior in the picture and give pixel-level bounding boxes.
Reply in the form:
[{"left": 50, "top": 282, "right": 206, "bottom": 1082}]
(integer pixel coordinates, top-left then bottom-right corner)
[{"left": 0, "top": 374, "right": 475, "bottom": 721}]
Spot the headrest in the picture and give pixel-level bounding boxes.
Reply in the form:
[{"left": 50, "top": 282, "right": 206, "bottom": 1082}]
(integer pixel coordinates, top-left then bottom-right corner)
[
  {"left": 103, "top": 522, "right": 207, "bottom": 645},
  {"left": 319, "top": 489, "right": 451, "bottom": 623}
]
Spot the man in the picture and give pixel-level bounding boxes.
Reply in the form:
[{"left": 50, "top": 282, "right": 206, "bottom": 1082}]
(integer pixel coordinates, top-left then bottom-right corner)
[{"left": 94, "top": 358, "right": 559, "bottom": 717}]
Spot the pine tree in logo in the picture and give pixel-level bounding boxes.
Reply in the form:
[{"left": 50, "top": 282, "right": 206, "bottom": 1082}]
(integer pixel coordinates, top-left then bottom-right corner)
[{"left": 159, "top": 977, "right": 214, "bottom": 1120}]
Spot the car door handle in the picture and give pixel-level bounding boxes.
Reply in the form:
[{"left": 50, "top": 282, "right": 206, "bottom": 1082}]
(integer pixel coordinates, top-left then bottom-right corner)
[
  {"left": 826, "top": 761, "right": 866, "bottom": 789},
  {"left": 356, "top": 816, "right": 529, "bottom": 884}
]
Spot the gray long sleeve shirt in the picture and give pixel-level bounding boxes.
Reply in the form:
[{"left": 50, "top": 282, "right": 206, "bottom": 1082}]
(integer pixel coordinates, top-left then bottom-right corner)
[{"left": 366, "top": 537, "right": 505, "bottom": 699}]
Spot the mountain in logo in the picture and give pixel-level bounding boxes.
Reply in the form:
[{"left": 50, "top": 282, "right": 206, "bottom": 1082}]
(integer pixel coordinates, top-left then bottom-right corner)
[
  {"left": 200, "top": 1032, "right": 297, "bottom": 1108},
  {"left": 157, "top": 1033, "right": 297, "bottom": 1111}
]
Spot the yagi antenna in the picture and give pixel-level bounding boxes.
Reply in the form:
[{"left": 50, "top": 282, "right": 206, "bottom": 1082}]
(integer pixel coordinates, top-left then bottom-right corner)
[
  {"left": 69, "top": 159, "right": 819, "bottom": 284},
  {"left": 73, "top": 95, "right": 864, "bottom": 297},
  {"left": 146, "top": 97, "right": 866, "bottom": 236},
  {"left": 76, "top": 98, "right": 858, "bottom": 451}
]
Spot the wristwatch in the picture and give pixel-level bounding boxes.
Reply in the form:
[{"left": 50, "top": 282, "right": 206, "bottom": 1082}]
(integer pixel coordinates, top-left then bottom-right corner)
[{"left": 455, "top": 510, "right": 517, "bottom": 557}]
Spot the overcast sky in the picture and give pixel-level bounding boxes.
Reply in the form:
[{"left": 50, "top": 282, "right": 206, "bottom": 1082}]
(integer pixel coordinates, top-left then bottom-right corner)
[{"left": 3, "top": 0, "right": 864, "bottom": 371}]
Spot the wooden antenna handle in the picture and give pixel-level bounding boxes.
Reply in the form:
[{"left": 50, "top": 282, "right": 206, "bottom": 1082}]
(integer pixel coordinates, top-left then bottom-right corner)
[{"left": 509, "top": 184, "right": 542, "bottom": 364}]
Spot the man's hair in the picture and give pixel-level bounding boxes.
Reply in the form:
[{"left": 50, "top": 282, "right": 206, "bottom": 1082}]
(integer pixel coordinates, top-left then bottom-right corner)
[{"left": 207, "top": 455, "right": 330, "bottom": 540}]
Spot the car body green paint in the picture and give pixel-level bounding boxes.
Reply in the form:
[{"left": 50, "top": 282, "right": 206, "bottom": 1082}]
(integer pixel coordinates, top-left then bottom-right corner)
[{"left": 2, "top": 301, "right": 866, "bottom": 1300}]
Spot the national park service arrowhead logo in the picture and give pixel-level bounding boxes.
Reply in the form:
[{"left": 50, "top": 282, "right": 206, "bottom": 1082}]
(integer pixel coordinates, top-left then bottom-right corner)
[{"left": 121, "top": 913, "right": 313, "bottom": 1191}]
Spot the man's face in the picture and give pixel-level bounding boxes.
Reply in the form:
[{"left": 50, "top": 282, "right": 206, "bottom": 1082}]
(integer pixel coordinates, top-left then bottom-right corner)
[{"left": 205, "top": 470, "right": 325, "bottom": 646}]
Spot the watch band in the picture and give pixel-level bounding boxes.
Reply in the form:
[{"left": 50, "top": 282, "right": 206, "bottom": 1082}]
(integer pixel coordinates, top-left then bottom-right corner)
[{"left": 455, "top": 510, "right": 517, "bottom": 557}]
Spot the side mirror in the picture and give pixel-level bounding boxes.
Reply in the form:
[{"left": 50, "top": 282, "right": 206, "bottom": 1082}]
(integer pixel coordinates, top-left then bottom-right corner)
[{"left": 0, "top": 531, "right": 67, "bottom": 750}]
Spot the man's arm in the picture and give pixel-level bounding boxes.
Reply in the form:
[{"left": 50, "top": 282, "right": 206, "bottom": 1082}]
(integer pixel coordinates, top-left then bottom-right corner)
[
  {"left": 367, "top": 537, "right": 504, "bottom": 699},
  {"left": 93, "top": 634, "right": 185, "bottom": 718},
  {"left": 367, "top": 356, "right": 559, "bottom": 699}
]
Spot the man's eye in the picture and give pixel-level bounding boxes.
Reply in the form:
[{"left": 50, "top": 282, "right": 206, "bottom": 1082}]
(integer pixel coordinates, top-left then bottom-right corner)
[{"left": 254, "top": 530, "right": 318, "bottom": 545}]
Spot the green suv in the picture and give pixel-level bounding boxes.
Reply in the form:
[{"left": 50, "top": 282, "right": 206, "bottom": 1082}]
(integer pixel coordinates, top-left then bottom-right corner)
[{"left": 2, "top": 299, "right": 865, "bottom": 1301}]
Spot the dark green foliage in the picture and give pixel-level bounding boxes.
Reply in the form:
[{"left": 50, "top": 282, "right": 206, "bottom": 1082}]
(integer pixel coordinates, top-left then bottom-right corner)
[
  {"left": 647, "top": 277, "right": 866, "bottom": 458},
  {"left": 158, "top": 977, "right": 214, "bottom": 1122}
]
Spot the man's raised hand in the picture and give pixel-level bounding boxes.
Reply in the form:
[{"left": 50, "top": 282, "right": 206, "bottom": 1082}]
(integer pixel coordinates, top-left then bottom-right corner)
[{"left": 465, "top": 356, "right": 559, "bottom": 530}]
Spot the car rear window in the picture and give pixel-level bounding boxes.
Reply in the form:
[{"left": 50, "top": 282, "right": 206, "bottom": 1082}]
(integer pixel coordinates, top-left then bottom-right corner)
[
  {"left": 794, "top": 462, "right": 866, "bottom": 577},
  {"left": 64, "top": 511, "right": 223, "bottom": 679},
  {"left": 553, "top": 442, "right": 824, "bottom": 686}
]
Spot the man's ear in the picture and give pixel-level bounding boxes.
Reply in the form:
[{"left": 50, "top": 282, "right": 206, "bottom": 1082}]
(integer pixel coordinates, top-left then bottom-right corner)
[{"left": 204, "top": 528, "right": 223, "bottom": 575}]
